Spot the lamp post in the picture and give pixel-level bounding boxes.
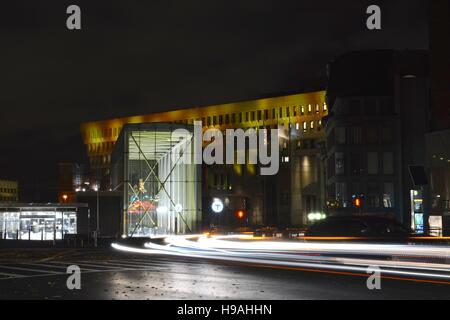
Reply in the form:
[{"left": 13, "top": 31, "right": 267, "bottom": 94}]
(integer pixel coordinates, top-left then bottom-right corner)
[{"left": 94, "top": 185, "right": 99, "bottom": 247}]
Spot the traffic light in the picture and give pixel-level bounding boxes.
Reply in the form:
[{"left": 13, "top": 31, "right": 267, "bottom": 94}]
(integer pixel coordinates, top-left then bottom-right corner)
[
  {"left": 236, "top": 210, "right": 245, "bottom": 219},
  {"left": 354, "top": 197, "right": 361, "bottom": 207}
]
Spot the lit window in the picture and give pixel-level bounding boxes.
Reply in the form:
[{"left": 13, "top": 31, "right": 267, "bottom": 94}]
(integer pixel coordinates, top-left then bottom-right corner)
[
  {"left": 301, "top": 106, "right": 305, "bottom": 114},
  {"left": 296, "top": 123, "right": 300, "bottom": 130},
  {"left": 303, "top": 122, "right": 307, "bottom": 131},
  {"left": 315, "top": 104, "right": 319, "bottom": 113},
  {"left": 310, "top": 121, "right": 314, "bottom": 129},
  {"left": 308, "top": 104, "right": 312, "bottom": 113},
  {"left": 383, "top": 183, "right": 395, "bottom": 208},
  {"left": 323, "top": 103, "right": 327, "bottom": 111}
]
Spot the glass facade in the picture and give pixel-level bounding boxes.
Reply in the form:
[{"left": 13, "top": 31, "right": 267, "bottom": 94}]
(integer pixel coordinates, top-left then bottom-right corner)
[
  {"left": 112, "top": 123, "right": 201, "bottom": 237},
  {"left": 0, "top": 206, "right": 78, "bottom": 240}
]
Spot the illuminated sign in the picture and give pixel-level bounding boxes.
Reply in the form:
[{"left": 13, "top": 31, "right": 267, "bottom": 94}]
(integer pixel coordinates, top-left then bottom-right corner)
[{"left": 211, "top": 198, "right": 224, "bottom": 213}]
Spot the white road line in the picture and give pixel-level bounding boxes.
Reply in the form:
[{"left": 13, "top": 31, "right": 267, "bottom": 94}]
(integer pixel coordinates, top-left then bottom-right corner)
[
  {"left": 50, "top": 261, "right": 125, "bottom": 270},
  {"left": 0, "top": 271, "right": 24, "bottom": 278},
  {"left": 82, "top": 260, "right": 161, "bottom": 269},
  {"left": 104, "top": 259, "right": 169, "bottom": 267},
  {"left": 0, "top": 265, "right": 61, "bottom": 274},
  {"left": 24, "top": 262, "right": 97, "bottom": 272}
]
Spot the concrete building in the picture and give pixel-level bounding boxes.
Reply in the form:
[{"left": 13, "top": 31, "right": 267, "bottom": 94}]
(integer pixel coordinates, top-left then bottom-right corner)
[
  {"left": 80, "top": 90, "right": 328, "bottom": 230},
  {"left": 324, "top": 50, "right": 431, "bottom": 232},
  {"left": 425, "top": 0, "right": 450, "bottom": 235},
  {"left": 0, "top": 180, "right": 19, "bottom": 203}
]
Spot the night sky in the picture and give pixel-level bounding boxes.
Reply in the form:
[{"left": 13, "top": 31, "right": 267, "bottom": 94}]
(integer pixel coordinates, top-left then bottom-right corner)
[{"left": 0, "top": 0, "right": 429, "bottom": 201}]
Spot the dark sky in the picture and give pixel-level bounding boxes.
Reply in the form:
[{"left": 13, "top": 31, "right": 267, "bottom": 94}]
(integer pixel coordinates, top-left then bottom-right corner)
[{"left": 0, "top": 0, "right": 429, "bottom": 201}]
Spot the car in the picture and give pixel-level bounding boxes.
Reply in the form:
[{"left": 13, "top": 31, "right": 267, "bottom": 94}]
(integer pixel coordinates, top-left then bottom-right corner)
[{"left": 304, "top": 216, "right": 411, "bottom": 238}]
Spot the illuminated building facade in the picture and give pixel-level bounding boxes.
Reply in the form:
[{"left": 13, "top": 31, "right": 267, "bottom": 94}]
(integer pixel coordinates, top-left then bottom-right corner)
[
  {"left": 325, "top": 50, "right": 431, "bottom": 231},
  {"left": 80, "top": 90, "right": 328, "bottom": 230},
  {"left": 0, "top": 179, "right": 19, "bottom": 203},
  {"left": 0, "top": 203, "right": 86, "bottom": 241},
  {"left": 111, "top": 123, "right": 202, "bottom": 236}
]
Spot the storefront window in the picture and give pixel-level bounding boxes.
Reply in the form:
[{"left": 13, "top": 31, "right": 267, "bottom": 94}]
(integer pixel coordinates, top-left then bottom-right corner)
[{"left": 1, "top": 209, "right": 77, "bottom": 240}]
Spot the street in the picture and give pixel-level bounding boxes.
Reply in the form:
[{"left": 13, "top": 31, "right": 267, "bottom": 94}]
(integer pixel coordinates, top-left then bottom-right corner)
[{"left": 0, "top": 246, "right": 449, "bottom": 300}]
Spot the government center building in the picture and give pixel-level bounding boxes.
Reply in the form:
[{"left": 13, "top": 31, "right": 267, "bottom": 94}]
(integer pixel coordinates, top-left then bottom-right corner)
[{"left": 80, "top": 90, "right": 328, "bottom": 236}]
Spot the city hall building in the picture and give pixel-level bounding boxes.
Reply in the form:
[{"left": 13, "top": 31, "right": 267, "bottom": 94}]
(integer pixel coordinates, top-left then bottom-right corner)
[{"left": 79, "top": 90, "right": 328, "bottom": 234}]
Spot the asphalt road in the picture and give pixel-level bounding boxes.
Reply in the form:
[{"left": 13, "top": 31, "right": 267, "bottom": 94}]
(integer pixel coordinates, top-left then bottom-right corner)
[{"left": 0, "top": 248, "right": 449, "bottom": 300}]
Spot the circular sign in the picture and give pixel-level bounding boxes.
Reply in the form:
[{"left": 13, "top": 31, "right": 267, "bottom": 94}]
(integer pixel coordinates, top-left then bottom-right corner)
[{"left": 211, "top": 198, "right": 224, "bottom": 213}]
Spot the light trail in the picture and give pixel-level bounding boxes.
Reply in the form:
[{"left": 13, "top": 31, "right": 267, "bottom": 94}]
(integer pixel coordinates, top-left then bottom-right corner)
[{"left": 111, "top": 234, "right": 450, "bottom": 283}]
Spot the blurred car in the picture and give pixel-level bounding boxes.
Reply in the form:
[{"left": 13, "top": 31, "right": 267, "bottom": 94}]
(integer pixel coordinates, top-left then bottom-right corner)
[{"left": 304, "top": 216, "right": 411, "bottom": 238}]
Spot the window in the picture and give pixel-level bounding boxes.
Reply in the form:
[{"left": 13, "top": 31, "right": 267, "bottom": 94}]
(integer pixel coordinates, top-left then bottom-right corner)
[
  {"left": 286, "top": 107, "right": 290, "bottom": 117},
  {"left": 257, "top": 110, "right": 261, "bottom": 121},
  {"left": 219, "top": 115, "right": 223, "bottom": 125},
  {"left": 272, "top": 109, "right": 276, "bottom": 119},
  {"left": 367, "top": 152, "right": 378, "bottom": 174},
  {"left": 350, "top": 153, "right": 362, "bottom": 175},
  {"left": 251, "top": 111, "right": 255, "bottom": 121},
  {"left": 367, "top": 182, "right": 380, "bottom": 208},
  {"left": 381, "top": 127, "right": 393, "bottom": 144},
  {"left": 335, "top": 127, "right": 346, "bottom": 144},
  {"left": 239, "top": 113, "right": 242, "bottom": 123},
  {"left": 323, "top": 103, "right": 327, "bottom": 111},
  {"left": 310, "top": 121, "right": 314, "bottom": 129},
  {"left": 279, "top": 107, "right": 283, "bottom": 118},
  {"left": 264, "top": 109, "right": 268, "bottom": 120},
  {"left": 303, "top": 122, "right": 307, "bottom": 131},
  {"left": 335, "top": 152, "right": 345, "bottom": 175},
  {"left": 383, "top": 183, "right": 395, "bottom": 208},
  {"left": 301, "top": 106, "right": 305, "bottom": 115},
  {"left": 351, "top": 127, "right": 362, "bottom": 144},
  {"left": 293, "top": 106, "right": 297, "bottom": 116},
  {"left": 383, "top": 152, "right": 394, "bottom": 174},
  {"left": 295, "top": 122, "right": 300, "bottom": 130},
  {"left": 315, "top": 104, "right": 319, "bottom": 113},
  {"left": 213, "top": 116, "right": 217, "bottom": 125},
  {"left": 231, "top": 113, "right": 235, "bottom": 124},
  {"left": 225, "top": 114, "right": 229, "bottom": 124},
  {"left": 308, "top": 104, "right": 312, "bottom": 113},
  {"left": 335, "top": 182, "right": 348, "bottom": 207},
  {"left": 365, "top": 127, "right": 378, "bottom": 144},
  {"left": 245, "top": 112, "right": 249, "bottom": 122}
]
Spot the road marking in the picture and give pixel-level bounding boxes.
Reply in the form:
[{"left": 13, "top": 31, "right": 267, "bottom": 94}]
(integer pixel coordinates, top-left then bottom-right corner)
[
  {"left": 0, "top": 265, "right": 62, "bottom": 274},
  {"left": 24, "top": 262, "right": 98, "bottom": 272},
  {"left": 50, "top": 261, "right": 125, "bottom": 270},
  {"left": 0, "top": 271, "right": 24, "bottom": 278}
]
